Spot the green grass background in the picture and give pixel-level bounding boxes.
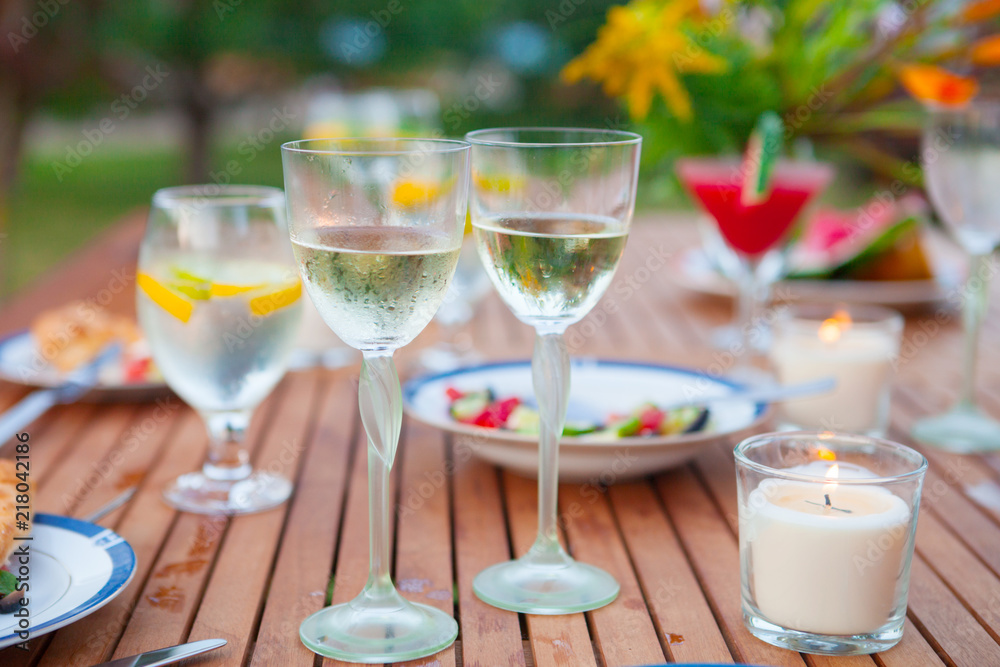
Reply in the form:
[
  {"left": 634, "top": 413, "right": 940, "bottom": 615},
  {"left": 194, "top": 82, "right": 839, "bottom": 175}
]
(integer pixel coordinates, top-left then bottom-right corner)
[{"left": 6, "top": 141, "right": 288, "bottom": 296}]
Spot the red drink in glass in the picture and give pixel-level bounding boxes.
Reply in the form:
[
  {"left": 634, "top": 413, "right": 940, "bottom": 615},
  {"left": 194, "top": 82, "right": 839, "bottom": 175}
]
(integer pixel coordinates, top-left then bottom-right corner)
[
  {"left": 676, "top": 156, "right": 833, "bottom": 381},
  {"left": 677, "top": 159, "right": 832, "bottom": 258}
]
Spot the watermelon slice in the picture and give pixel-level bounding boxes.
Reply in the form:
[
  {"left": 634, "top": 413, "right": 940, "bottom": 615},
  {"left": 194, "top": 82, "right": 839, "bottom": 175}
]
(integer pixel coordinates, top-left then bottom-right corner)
[
  {"left": 789, "top": 194, "right": 933, "bottom": 281},
  {"left": 741, "top": 111, "right": 784, "bottom": 206}
]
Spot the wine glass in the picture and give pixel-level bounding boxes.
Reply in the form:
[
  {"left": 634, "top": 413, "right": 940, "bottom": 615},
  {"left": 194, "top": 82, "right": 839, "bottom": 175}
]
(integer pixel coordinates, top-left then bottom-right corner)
[
  {"left": 136, "top": 185, "right": 303, "bottom": 514},
  {"left": 282, "top": 138, "right": 469, "bottom": 662},
  {"left": 677, "top": 157, "right": 832, "bottom": 381},
  {"left": 912, "top": 102, "right": 1000, "bottom": 452},
  {"left": 466, "top": 127, "right": 641, "bottom": 614}
]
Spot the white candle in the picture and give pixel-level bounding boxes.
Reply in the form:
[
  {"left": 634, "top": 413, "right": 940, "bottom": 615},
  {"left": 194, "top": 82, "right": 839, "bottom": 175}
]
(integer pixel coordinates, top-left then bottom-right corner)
[
  {"left": 771, "top": 313, "right": 898, "bottom": 433},
  {"left": 744, "top": 463, "right": 911, "bottom": 635}
]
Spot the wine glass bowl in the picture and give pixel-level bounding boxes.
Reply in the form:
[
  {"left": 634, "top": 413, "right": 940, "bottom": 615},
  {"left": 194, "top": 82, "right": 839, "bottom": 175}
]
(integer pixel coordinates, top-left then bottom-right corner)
[
  {"left": 282, "top": 137, "right": 469, "bottom": 662},
  {"left": 467, "top": 127, "right": 641, "bottom": 614},
  {"left": 136, "top": 185, "right": 303, "bottom": 515},
  {"left": 912, "top": 102, "right": 1000, "bottom": 451}
]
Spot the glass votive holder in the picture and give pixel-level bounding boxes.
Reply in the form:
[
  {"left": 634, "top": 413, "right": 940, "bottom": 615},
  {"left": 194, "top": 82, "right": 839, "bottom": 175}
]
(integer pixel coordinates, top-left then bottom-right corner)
[
  {"left": 770, "top": 304, "right": 903, "bottom": 436},
  {"left": 735, "top": 431, "right": 927, "bottom": 656}
]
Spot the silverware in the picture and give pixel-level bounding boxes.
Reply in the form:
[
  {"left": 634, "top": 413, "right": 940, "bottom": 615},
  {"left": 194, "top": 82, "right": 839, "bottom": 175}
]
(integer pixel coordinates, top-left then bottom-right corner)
[
  {"left": 660, "top": 376, "right": 837, "bottom": 411},
  {"left": 0, "top": 342, "right": 121, "bottom": 444},
  {"left": 82, "top": 486, "right": 137, "bottom": 523},
  {"left": 95, "top": 638, "right": 226, "bottom": 667}
]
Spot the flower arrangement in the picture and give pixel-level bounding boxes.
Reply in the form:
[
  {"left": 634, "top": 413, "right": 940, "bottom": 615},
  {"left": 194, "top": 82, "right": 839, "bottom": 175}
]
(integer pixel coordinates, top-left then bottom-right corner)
[{"left": 561, "top": 0, "right": 1000, "bottom": 190}]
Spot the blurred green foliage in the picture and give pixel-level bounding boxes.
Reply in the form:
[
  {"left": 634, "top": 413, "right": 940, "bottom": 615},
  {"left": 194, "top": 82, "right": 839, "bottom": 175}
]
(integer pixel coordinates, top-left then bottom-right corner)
[{"left": 5, "top": 0, "right": 635, "bottom": 295}]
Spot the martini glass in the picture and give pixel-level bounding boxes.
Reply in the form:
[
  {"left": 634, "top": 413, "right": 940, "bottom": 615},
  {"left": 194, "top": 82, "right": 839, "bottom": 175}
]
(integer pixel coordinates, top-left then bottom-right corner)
[
  {"left": 467, "top": 127, "right": 641, "bottom": 614},
  {"left": 912, "top": 102, "right": 1000, "bottom": 452},
  {"left": 282, "top": 138, "right": 468, "bottom": 662},
  {"left": 677, "top": 158, "right": 833, "bottom": 381},
  {"left": 136, "top": 185, "right": 303, "bottom": 515}
]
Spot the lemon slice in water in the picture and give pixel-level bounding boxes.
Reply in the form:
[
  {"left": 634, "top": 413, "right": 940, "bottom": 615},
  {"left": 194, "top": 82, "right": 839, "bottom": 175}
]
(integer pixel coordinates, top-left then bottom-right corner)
[
  {"left": 250, "top": 282, "right": 302, "bottom": 317},
  {"left": 137, "top": 273, "right": 194, "bottom": 323}
]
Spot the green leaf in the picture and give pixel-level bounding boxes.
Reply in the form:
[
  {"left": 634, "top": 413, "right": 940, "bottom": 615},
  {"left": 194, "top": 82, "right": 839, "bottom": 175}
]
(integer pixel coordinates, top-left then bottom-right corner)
[{"left": 0, "top": 570, "right": 17, "bottom": 597}]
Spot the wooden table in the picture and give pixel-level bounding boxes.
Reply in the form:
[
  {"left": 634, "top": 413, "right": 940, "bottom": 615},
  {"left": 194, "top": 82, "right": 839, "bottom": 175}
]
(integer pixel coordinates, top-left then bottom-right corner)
[{"left": 4, "top": 212, "right": 1000, "bottom": 667}]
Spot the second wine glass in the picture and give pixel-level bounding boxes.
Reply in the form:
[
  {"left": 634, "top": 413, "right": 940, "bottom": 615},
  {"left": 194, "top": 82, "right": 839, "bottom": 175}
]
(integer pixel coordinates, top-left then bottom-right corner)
[
  {"left": 282, "top": 138, "right": 469, "bottom": 662},
  {"left": 467, "top": 127, "right": 641, "bottom": 614}
]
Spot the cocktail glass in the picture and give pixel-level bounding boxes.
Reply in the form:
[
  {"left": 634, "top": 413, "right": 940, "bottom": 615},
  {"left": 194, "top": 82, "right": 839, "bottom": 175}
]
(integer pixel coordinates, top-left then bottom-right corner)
[{"left": 677, "top": 158, "right": 833, "bottom": 381}]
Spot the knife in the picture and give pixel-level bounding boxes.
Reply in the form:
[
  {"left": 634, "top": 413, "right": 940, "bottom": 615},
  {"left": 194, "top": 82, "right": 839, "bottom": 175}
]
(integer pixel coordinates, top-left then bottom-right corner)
[
  {"left": 0, "top": 342, "right": 121, "bottom": 443},
  {"left": 95, "top": 638, "right": 226, "bottom": 667},
  {"left": 658, "top": 376, "right": 837, "bottom": 412}
]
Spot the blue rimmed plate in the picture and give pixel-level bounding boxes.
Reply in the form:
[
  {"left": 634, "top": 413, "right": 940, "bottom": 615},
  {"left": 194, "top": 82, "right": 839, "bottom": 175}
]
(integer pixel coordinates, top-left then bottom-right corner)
[
  {"left": 403, "top": 359, "right": 771, "bottom": 483},
  {"left": 0, "top": 514, "right": 136, "bottom": 649}
]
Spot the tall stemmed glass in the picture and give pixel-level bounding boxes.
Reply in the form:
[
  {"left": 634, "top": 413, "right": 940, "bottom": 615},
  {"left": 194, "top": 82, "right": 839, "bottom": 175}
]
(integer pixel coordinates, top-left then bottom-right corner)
[
  {"left": 913, "top": 102, "right": 1000, "bottom": 451},
  {"left": 677, "top": 158, "right": 833, "bottom": 380},
  {"left": 137, "top": 186, "right": 303, "bottom": 514},
  {"left": 467, "top": 128, "right": 641, "bottom": 614},
  {"left": 282, "top": 138, "right": 468, "bottom": 661}
]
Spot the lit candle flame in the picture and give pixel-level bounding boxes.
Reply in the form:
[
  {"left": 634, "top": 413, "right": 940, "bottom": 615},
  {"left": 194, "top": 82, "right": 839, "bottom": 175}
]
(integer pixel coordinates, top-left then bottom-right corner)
[
  {"left": 816, "top": 447, "right": 836, "bottom": 461},
  {"left": 817, "top": 309, "right": 852, "bottom": 344},
  {"left": 823, "top": 463, "right": 840, "bottom": 503}
]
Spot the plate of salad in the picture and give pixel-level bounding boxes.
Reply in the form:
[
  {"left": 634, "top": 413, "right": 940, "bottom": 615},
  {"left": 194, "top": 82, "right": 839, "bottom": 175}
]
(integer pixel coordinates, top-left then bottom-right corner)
[{"left": 403, "top": 359, "right": 770, "bottom": 482}]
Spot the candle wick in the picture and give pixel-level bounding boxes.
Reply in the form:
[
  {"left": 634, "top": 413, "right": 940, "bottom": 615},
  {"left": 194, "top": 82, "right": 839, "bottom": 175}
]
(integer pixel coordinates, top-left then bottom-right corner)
[{"left": 805, "top": 498, "right": 853, "bottom": 514}]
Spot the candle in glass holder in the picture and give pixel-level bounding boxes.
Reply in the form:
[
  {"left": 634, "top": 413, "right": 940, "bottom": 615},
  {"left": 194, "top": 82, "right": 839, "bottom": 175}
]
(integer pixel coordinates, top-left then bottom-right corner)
[
  {"left": 736, "top": 432, "right": 926, "bottom": 656},
  {"left": 770, "top": 305, "right": 903, "bottom": 435},
  {"left": 747, "top": 463, "right": 910, "bottom": 635}
]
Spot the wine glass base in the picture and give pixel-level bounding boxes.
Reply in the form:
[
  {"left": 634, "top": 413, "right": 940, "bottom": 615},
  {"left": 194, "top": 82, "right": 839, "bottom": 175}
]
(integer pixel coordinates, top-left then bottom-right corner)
[
  {"left": 912, "top": 405, "right": 1000, "bottom": 453},
  {"left": 299, "top": 597, "right": 458, "bottom": 663},
  {"left": 473, "top": 557, "right": 620, "bottom": 614},
  {"left": 163, "top": 471, "right": 292, "bottom": 515}
]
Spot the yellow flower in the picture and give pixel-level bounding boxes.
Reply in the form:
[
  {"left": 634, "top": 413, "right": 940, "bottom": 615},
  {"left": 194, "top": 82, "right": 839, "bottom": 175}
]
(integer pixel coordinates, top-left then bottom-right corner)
[
  {"left": 391, "top": 179, "right": 441, "bottom": 208},
  {"left": 561, "top": 0, "right": 728, "bottom": 121}
]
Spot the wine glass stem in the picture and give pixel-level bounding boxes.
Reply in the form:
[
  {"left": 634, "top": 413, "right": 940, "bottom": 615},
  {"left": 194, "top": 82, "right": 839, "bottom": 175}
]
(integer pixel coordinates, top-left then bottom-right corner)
[
  {"left": 359, "top": 351, "right": 403, "bottom": 600},
  {"left": 734, "top": 258, "right": 764, "bottom": 364},
  {"left": 959, "top": 253, "right": 992, "bottom": 408},
  {"left": 528, "top": 329, "right": 571, "bottom": 564},
  {"left": 201, "top": 410, "right": 252, "bottom": 481}
]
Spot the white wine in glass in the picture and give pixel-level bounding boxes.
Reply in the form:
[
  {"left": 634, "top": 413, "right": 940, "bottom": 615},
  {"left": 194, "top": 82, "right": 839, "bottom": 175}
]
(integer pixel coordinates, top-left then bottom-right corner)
[
  {"left": 467, "top": 128, "right": 641, "bottom": 614},
  {"left": 913, "top": 102, "right": 1000, "bottom": 451},
  {"left": 282, "top": 138, "right": 469, "bottom": 663}
]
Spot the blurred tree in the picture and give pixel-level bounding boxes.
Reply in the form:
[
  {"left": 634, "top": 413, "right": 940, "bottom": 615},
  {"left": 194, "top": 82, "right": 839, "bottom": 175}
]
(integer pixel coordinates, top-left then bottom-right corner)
[
  {"left": 93, "top": 0, "right": 320, "bottom": 181},
  {"left": 4, "top": 0, "right": 623, "bottom": 188},
  {"left": 0, "top": 0, "right": 106, "bottom": 295}
]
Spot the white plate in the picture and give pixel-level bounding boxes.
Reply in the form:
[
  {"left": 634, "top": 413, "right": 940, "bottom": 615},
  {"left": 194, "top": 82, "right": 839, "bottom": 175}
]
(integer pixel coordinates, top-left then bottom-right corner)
[
  {"left": 0, "top": 514, "right": 136, "bottom": 649},
  {"left": 0, "top": 331, "right": 169, "bottom": 402},
  {"left": 403, "top": 359, "right": 770, "bottom": 483},
  {"left": 669, "top": 248, "right": 963, "bottom": 308}
]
